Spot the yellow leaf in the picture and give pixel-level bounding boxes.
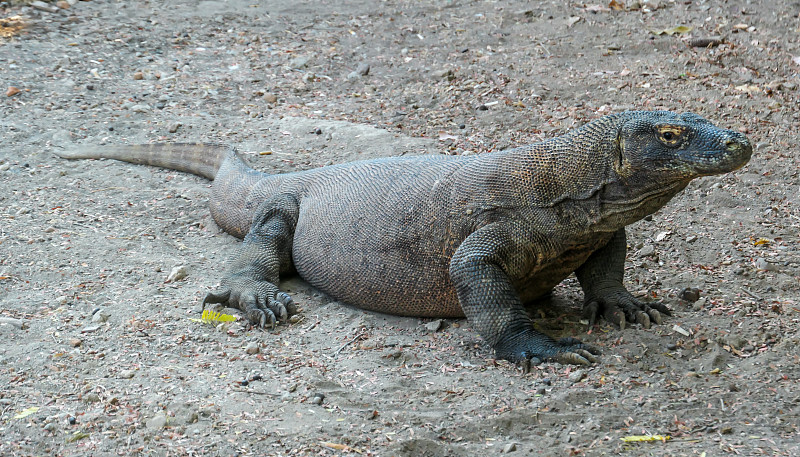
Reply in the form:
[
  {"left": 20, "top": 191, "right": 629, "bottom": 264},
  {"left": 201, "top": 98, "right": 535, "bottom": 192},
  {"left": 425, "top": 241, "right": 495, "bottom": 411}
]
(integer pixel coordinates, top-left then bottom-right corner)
[
  {"left": 651, "top": 26, "right": 693, "bottom": 36},
  {"left": 14, "top": 407, "right": 39, "bottom": 420},
  {"left": 753, "top": 238, "right": 770, "bottom": 246},
  {"left": 199, "top": 309, "right": 237, "bottom": 325},
  {"left": 620, "top": 434, "right": 671, "bottom": 442}
]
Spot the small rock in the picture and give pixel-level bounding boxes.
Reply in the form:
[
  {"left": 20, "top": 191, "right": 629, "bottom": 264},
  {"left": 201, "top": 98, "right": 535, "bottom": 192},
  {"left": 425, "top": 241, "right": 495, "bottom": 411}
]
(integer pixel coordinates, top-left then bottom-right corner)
[
  {"left": 568, "top": 370, "right": 586, "bottom": 384},
  {"left": 754, "top": 258, "right": 779, "bottom": 272},
  {"left": 289, "top": 56, "right": 310, "bottom": 69},
  {"left": 146, "top": 414, "right": 168, "bottom": 430},
  {"left": 84, "top": 393, "right": 101, "bottom": 403},
  {"left": 637, "top": 245, "right": 655, "bottom": 257},
  {"left": 129, "top": 104, "right": 151, "bottom": 113},
  {"left": 31, "top": 1, "right": 59, "bottom": 13},
  {"left": 133, "top": 72, "right": 144, "bottom": 80},
  {"left": 477, "top": 104, "right": 489, "bottom": 111},
  {"left": 44, "top": 422, "right": 57, "bottom": 432},
  {"left": 6, "top": 86, "right": 21, "bottom": 97},
  {"left": 0, "top": 163, "right": 11, "bottom": 172},
  {"left": 502, "top": 443, "right": 517, "bottom": 453},
  {"left": 666, "top": 343, "right": 677, "bottom": 351},
  {"left": 263, "top": 93, "right": 278, "bottom": 103},
  {"left": 167, "top": 122, "right": 181, "bottom": 133},
  {"left": 433, "top": 68, "right": 454, "bottom": 79},
  {"left": 347, "top": 63, "right": 370, "bottom": 79},
  {"left": 311, "top": 393, "right": 325, "bottom": 405},
  {"left": 686, "top": 234, "right": 698, "bottom": 243},
  {"left": 692, "top": 297, "right": 707, "bottom": 311},
  {"left": 245, "top": 342, "right": 260, "bottom": 355},
  {"left": 91, "top": 311, "right": 110, "bottom": 323},
  {"left": 679, "top": 287, "right": 701, "bottom": 302},
  {"left": 0, "top": 317, "right": 27, "bottom": 329},
  {"left": 166, "top": 265, "right": 188, "bottom": 282},
  {"left": 690, "top": 36, "right": 723, "bottom": 48},
  {"left": 69, "top": 338, "right": 82, "bottom": 348},
  {"left": 80, "top": 325, "right": 101, "bottom": 334},
  {"left": 56, "top": 1, "right": 71, "bottom": 9},
  {"left": 535, "top": 387, "right": 546, "bottom": 395},
  {"left": 424, "top": 319, "right": 444, "bottom": 332}
]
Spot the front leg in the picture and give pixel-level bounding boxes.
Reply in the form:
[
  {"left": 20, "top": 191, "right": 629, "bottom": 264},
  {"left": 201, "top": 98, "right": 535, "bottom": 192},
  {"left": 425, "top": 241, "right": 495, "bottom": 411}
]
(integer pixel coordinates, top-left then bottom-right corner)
[
  {"left": 203, "top": 194, "right": 299, "bottom": 328},
  {"left": 450, "top": 226, "right": 599, "bottom": 367},
  {"left": 575, "top": 228, "right": 671, "bottom": 329}
]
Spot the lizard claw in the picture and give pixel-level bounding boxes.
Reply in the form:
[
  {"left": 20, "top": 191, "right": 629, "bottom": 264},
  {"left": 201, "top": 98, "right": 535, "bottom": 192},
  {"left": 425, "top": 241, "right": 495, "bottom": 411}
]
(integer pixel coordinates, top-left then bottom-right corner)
[
  {"left": 499, "top": 332, "right": 602, "bottom": 370},
  {"left": 583, "top": 293, "right": 669, "bottom": 330},
  {"left": 201, "top": 276, "right": 297, "bottom": 328}
]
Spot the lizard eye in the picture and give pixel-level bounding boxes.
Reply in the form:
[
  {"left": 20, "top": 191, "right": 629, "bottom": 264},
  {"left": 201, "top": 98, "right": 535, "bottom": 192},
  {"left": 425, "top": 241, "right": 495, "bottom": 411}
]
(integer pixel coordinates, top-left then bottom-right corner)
[{"left": 656, "top": 126, "right": 685, "bottom": 147}]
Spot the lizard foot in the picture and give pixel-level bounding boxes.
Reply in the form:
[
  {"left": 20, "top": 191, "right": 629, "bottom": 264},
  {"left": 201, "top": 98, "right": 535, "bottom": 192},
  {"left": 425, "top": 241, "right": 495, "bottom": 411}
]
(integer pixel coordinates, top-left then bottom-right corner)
[
  {"left": 583, "top": 292, "right": 671, "bottom": 330},
  {"left": 202, "top": 276, "right": 297, "bottom": 328},
  {"left": 495, "top": 331, "right": 601, "bottom": 372}
]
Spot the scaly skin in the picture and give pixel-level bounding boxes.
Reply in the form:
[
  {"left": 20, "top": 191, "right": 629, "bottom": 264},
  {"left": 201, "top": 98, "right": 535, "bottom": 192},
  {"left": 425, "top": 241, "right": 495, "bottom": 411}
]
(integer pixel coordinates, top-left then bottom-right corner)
[{"left": 57, "top": 111, "right": 752, "bottom": 366}]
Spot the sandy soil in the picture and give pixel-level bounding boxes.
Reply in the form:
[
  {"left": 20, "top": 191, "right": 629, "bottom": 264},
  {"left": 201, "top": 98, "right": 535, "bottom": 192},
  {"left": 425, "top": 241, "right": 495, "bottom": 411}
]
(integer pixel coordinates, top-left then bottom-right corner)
[{"left": 1, "top": 0, "right": 799, "bottom": 455}]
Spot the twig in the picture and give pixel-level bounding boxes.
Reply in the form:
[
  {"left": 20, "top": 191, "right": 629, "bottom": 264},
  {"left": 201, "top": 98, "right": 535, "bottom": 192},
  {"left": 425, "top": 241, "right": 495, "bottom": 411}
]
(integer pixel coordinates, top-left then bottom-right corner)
[
  {"left": 332, "top": 331, "right": 367, "bottom": 356},
  {"left": 741, "top": 287, "right": 763, "bottom": 301}
]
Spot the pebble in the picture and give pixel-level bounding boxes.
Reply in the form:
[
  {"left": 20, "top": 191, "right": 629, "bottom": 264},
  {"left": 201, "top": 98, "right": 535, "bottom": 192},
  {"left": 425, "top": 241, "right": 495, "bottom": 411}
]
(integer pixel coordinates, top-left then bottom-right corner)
[
  {"left": 129, "top": 104, "right": 151, "bottom": 113},
  {"left": 146, "top": 414, "right": 168, "bottom": 430},
  {"left": 424, "top": 319, "right": 444, "bottom": 332},
  {"left": 568, "top": 370, "right": 586, "bottom": 384},
  {"left": 692, "top": 297, "right": 707, "bottom": 311},
  {"left": 679, "top": 287, "right": 701, "bottom": 302},
  {"left": 31, "top": 1, "right": 59, "bottom": 13},
  {"left": 0, "top": 163, "right": 11, "bottom": 172},
  {"left": 91, "top": 311, "right": 110, "bottom": 323},
  {"left": 754, "top": 257, "right": 779, "bottom": 272},
  {"left": 167, "top": 122, "right": 181, "bottom": 133},
  {"left": 133, "top": 71, "right": 144, "bottom": 80},
  {"left": 311, "top": 393, "right": 325, "bottom": 405},
  {"left": 80, "top": 325, "right": 101, "bottom": 333},
  {"left": 245, "top": 342, "right": 260, "bottom": 355},
  {"left": 289, "top": 56, "right": 310, "bottom": 69},
  {"left": 118, "top": 369, "right": 135, "bottom": 379},
  {"left": 502, "top": 443, "right": 517, "bottom": 453},
  {"left": 690, "top": 36, "right": 723, "bottom": 48},
  {"left": 348, "top": 63, "right": 370, "bottom": 79},
  {"left": 166, "top": 265, "right": 188, "bottom": 282},
  {"left": 84, "top": 393, "right": 101, "bottom": 403},
  {"left": 535, "top": 387, "right": 546, "bottom": 395},
  {"left": 0, "top": 317, "right": 27, "bottom": 329},
  {"left": 637, "top": 245, "right": 655, "bottom": 257},
  {"left": 263, "top": 93, "right": 278, "bottom": 103},
  {"left": 69, "top": 338, "right": 82, "bottom": 347}
]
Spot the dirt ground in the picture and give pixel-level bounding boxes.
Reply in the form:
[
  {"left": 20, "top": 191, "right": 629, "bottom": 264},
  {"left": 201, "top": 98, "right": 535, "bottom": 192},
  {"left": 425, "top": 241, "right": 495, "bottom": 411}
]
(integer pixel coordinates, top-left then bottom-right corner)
[{"left": 1, "top": 0, "right": 799, "bottom": 455}]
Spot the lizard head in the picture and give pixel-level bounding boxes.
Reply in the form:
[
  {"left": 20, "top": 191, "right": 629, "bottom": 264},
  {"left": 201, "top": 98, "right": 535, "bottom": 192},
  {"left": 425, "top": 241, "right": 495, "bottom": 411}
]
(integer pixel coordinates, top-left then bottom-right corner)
[{"left": 613, "top": 111, "right": 752, "bottom": 180}]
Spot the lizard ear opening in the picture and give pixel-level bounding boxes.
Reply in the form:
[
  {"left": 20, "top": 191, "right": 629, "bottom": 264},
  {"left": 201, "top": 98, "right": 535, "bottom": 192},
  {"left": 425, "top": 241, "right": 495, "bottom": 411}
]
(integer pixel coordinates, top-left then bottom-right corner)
[{"left": 613, "top": 126, "right": 632, "bottom": 178}]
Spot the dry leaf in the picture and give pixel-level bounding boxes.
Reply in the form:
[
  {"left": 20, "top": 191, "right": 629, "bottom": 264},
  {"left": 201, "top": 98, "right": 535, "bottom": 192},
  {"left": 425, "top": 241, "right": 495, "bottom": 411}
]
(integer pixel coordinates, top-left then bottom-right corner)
[
  {"left": 651, "top": 26, "right": 693, "bottom": 36},
  {"left": 609, "top": 0, "right": 625, "bottom": 10},
  {"left": 6, "top": 86, "right": 21, "bottom": 97},
  {"left": 567, "top": 16, "right": 582, "bottom": 27}
]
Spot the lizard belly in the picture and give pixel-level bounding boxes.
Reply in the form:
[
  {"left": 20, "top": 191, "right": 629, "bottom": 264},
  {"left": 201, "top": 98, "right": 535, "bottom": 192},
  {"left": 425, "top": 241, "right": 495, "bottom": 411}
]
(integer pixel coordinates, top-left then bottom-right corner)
[
  {"left": 291, "top": 197, "right": 466, "bottom": 318},
  {"left": 515, "top": 236, "right": 613, "bottom": 303}
]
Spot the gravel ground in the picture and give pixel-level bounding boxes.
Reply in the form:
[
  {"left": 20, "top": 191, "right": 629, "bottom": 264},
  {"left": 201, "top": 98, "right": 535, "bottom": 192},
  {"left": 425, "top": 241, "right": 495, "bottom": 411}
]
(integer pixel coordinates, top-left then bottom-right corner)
[{"left": 1, "top": 0, "right": 799, "bottom": 456}]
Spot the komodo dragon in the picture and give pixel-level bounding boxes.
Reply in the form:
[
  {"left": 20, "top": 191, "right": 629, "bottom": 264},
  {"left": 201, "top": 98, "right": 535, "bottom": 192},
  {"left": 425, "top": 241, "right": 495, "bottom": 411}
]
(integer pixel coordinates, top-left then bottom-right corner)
[{"left": 58, "top": 111, "right": 751, "bottom": 366}]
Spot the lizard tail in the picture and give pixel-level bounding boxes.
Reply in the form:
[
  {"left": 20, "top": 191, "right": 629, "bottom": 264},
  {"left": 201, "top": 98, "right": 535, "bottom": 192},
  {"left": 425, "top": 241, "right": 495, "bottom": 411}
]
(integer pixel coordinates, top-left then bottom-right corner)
[{"left": 56, "top": 143, "right": 235, "bottom": 180}]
